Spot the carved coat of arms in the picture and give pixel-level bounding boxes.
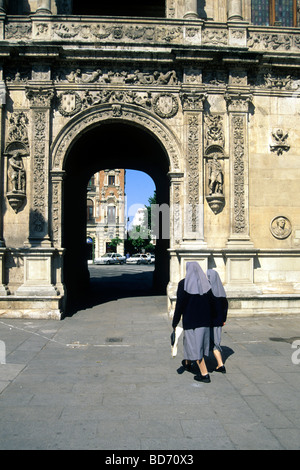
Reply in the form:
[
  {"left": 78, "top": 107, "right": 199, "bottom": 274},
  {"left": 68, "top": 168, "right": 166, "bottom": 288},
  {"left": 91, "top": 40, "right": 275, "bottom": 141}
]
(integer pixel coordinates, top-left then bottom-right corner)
[{"left": 58, "top": 91, "right": 82, "bottom": 116}]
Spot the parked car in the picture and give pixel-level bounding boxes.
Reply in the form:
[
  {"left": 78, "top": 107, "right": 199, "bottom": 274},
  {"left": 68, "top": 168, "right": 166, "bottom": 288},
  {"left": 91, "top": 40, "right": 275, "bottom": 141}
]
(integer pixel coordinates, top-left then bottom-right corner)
[
  {"left": 94, "top": 253, "right": 126, "bottom": 265},
  {"left": 149, "top": 254, "right": 155, "bottom": 264},
  {"left": 126, "top": 254, "right": 150, "bottom": 265}
]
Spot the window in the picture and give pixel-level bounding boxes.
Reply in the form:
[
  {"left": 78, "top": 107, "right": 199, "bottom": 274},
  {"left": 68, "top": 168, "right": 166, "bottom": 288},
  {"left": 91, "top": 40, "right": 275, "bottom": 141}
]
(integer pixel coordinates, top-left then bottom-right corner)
[
  {"left": 87, "top": 200, "right": 94, "bottom": 221},
  {"left": 107, "top": 206, "right": 116, "bottom": 224},
  {"left": 73, "top": 0, "right": 165, "bottom": 18},
  {"left": 108, "top": 175, "right": 115, "bottom": 186},
  {"left": 251, "top": 0, "right": 297, "bottom": 26}
]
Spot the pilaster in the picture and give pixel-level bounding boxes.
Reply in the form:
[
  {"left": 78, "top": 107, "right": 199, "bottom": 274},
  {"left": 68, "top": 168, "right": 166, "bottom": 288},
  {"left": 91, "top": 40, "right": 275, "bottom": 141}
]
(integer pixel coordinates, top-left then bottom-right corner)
[
  {"left": 25, "top": 86, "right": 54, "bottom": 247},
  {"left": 180, "top": 90, "right": 207, "bottom": 244}
]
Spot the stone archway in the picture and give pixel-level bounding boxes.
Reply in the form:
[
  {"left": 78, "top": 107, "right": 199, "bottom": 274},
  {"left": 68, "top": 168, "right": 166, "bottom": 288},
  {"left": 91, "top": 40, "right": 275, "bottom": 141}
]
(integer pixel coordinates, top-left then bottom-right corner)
[{"left": 50, "top": 104, "right": 183, "bottom": 314}]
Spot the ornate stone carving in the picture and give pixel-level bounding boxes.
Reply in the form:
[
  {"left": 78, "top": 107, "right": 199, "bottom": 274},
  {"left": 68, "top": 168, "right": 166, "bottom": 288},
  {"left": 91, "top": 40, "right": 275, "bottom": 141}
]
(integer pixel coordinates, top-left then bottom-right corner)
[
  {"left": 6, "top": 152, "right": 26, "bottom": 213},
  {"left": 60, "top": 68, "right": 179, "bottom": 86},
  {"left": 225, "top": 92, "right": 253, "bottom": 113},
  {"left": 52, "top": 106, "right": 181, "bottom": 171},
  {"left": 180, "top": 92, "right": 207, "bottom": 111},
  {"left": 26, "top": 87, "right": 55, "bottom": 108},
  {"left": 270, "top": 216, "right": 292, "bottom": 239},
  {"left": 204, "top": 114, "right": 225, "bottom": 149},
  {"left": 6, "top": 112, "right": 29, "bottom": 148},
  {"left": 270, "top": 128, "right": 290, "bottom": 156},
  {"left": 153, "top": 93, "right": 178, "bottom": 118},
  {"left": 187, "top": 115, "right": 199, "bottom": 232},
  {"left": 232, "top": 115, "right": 246, "bottom": 234},
  {"left": 32, "top": 111, "right": 47, "bottom": 233},
  {"left": 52, "top": 22, "right": 183, "bottom": 44},
  {"left": 57, "top": 91, "right": 82, "bottom": 117},
  {"left": 204, "top": 115, "right": 225, "bottom": 214}
]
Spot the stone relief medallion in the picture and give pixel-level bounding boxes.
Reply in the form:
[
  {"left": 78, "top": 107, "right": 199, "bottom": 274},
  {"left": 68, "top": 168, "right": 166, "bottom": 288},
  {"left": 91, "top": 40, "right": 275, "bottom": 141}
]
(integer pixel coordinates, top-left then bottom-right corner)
[
  {"left": 58, "top": 91, "right": 82, "bottom": 116},
  {"left": 153, "top": 93, "right": 178, "bottom": 118},
  {"left": 270, "top": 216, "right": 292, "bottom": 239}
]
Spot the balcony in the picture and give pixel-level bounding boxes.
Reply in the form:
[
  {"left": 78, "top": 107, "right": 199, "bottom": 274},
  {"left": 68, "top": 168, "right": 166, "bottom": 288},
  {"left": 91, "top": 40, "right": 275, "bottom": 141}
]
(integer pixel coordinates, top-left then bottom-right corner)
[{"left": 0, "top": 14, "right": 299, "bottom": 59}]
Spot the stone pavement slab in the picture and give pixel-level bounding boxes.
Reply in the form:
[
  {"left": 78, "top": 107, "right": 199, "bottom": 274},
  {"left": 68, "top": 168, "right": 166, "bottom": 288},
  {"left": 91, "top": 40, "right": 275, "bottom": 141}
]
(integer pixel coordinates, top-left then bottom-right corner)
[{"left": 0, "top": 267, "right": 299, "bottom": 450}]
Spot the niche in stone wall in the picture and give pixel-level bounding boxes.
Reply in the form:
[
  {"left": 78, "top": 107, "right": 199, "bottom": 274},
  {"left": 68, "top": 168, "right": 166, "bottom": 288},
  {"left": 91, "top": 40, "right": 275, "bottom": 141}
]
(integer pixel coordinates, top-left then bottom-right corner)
[
  {"left": 5, "top": 142, "right": 28, "bottom": 214},
  {"left": 204, "top": 114, "right": 226, "bottom": 215}
]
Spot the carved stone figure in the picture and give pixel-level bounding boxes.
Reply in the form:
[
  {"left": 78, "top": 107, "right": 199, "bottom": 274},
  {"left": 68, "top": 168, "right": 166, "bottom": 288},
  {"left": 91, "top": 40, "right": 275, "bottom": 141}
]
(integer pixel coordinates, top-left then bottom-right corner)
[
  {"left": 208, "top": 155, "right": 224, "bottom": 195},
  {"left": 8, "top": 153, "right": 25, "bottom": 193},
  {"left": 270, "top": 216, "right": 292, "bottom": 239}
]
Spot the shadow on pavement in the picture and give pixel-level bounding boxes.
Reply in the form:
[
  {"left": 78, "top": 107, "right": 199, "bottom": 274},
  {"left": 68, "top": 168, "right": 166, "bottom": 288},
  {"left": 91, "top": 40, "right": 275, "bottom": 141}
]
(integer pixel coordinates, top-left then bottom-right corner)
[{"left": 64, "top": 266, "right": 164, "bottom": 317}]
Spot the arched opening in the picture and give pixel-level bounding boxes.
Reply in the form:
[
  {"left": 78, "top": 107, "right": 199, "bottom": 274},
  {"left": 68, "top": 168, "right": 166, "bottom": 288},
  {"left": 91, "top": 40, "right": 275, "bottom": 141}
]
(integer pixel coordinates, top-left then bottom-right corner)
[
  {"left": 72, "top": 0, "right": 166, "bottom": 18},
  {"left": 63, "top": 121, "right": 170, "bottom": 313}
]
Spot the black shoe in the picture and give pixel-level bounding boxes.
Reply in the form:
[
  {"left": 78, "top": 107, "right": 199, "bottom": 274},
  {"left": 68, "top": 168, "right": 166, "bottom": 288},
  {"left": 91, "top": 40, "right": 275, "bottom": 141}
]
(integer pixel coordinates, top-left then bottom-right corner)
[
  {"left": 181, "top": 360, "right": 191, "bottom": 372},
  {"left": 194, "top": 373, "right": 211, "bottom": 383},
  {"left": 216, "top": 365, "right": 226, "bottom": 373}
]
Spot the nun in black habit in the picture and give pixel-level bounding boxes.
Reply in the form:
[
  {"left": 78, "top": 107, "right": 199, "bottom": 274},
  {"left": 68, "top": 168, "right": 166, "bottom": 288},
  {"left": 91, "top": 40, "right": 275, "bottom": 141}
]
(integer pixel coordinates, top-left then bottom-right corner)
[
  {"left": 172, "top": 262, "right": 216, "bottom": 383},
  {"left": 207, "top": 269, "right": 228, "bottom": 373}
]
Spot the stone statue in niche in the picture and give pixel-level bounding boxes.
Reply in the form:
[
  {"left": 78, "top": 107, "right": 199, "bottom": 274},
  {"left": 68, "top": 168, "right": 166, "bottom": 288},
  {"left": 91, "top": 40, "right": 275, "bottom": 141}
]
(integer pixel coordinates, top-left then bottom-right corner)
[
  {"left": 205, "top": 153, "right": 225, "bottom": 215},
  {"left": 8, "top": 153, "right": 26, "bottom": 192},
  {"left": 208, "top": 154, "right": 224, "bottom": 195},
  {"left": 6, "top": 149, "right": 27, "bottom": 213}
]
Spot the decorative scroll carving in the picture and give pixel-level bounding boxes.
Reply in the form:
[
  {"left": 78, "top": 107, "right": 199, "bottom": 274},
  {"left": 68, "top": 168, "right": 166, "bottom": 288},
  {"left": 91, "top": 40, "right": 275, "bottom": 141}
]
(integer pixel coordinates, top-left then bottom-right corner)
[
  {"left": 32, "top": 112, "right": 46, "bottom": 233},
  {"left": 187, "top": 115, "right": 199, "bottom": 232},
  {"left": 270, "top": 128, "right": 290, "bottom": 156},
  {"left": 232, "top": 115, "right": 246, "bottom": 233}
]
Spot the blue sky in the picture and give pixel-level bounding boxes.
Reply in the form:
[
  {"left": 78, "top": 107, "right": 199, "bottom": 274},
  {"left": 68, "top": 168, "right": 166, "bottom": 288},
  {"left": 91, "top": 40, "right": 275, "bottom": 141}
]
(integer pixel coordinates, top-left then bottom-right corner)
[{"left": 125, "top": 170, "right": 155, "bottom": 226}]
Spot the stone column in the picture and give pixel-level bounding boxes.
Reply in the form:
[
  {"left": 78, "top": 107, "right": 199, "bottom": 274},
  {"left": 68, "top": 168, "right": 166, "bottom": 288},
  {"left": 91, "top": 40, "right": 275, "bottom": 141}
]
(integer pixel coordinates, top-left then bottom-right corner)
[
  {"left": 227, "top": 0, "right": 243, "bottom": 21},
  {"left": 36, "top": 0, "right": 52, "bottom": 15},
  {"left": 184, "top": 0, "right": 198, "bottom": 19}
]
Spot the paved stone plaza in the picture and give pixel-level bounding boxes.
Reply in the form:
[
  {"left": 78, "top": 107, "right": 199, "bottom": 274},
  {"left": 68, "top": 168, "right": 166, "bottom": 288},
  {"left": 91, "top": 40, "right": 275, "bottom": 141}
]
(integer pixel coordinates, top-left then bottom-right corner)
[{"left": 0, "top": 266, "right": 299, "bottom": 450}]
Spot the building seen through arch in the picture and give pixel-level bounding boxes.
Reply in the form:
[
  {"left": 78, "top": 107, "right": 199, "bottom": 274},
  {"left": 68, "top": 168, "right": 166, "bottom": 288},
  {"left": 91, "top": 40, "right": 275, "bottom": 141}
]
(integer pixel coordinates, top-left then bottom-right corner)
[{"left": 0, "top": 0, "right": 300, "bottom": 319}]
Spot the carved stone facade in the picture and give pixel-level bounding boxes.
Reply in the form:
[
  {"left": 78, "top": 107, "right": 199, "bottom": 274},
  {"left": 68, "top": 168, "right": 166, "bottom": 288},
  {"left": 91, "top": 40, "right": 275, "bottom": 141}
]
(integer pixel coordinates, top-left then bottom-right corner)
[{"left": 0, "top": 0, "right": 299, "bottom": 318}]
